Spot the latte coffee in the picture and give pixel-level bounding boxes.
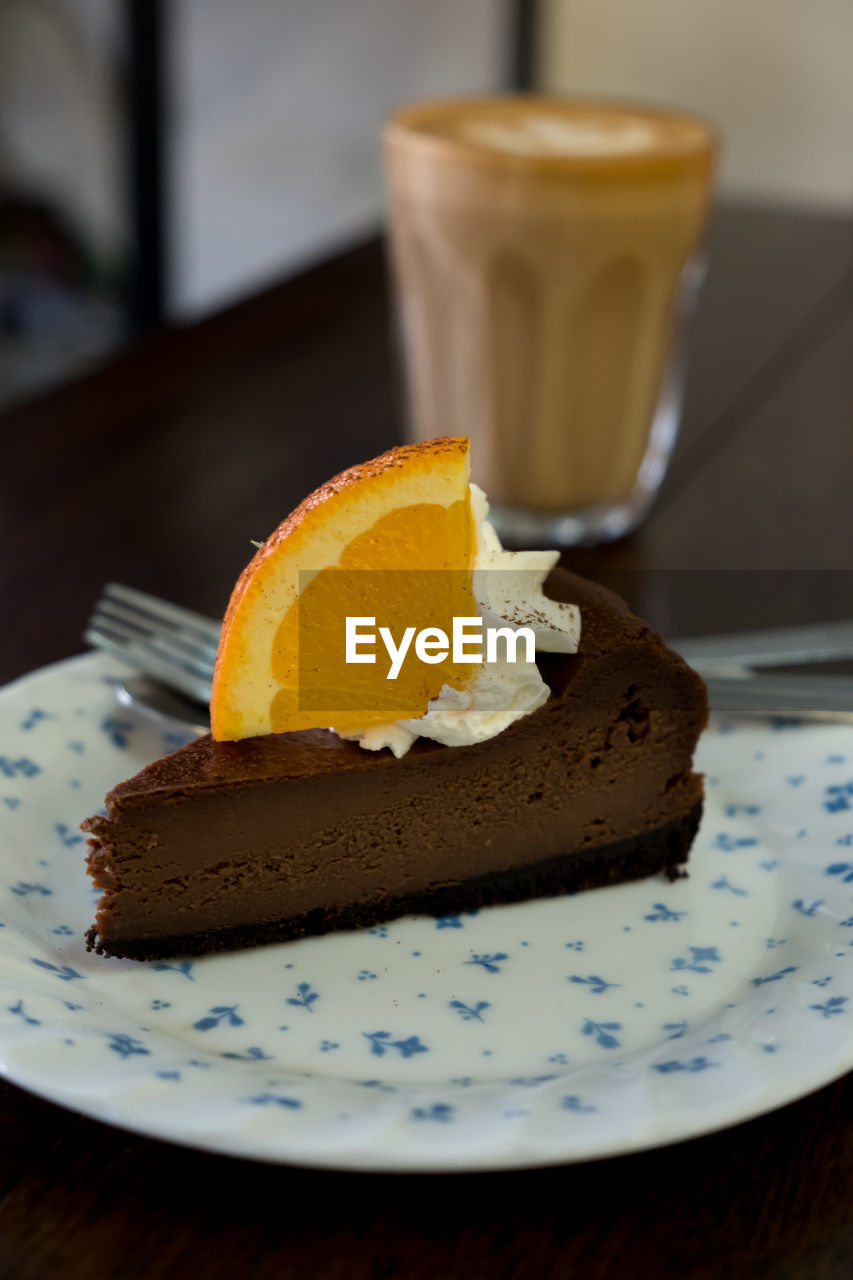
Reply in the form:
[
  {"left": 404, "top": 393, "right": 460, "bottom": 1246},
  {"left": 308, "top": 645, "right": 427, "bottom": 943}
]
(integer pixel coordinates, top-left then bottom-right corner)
[{"left": 384, "top": 97, "right": 717, "bottom": 543}]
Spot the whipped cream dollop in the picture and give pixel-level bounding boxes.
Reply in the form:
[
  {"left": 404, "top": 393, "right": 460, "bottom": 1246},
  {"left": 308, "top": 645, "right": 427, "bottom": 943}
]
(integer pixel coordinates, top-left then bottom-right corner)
[{"left": 338, "top": 485, "right": 580, "bottom": 758}]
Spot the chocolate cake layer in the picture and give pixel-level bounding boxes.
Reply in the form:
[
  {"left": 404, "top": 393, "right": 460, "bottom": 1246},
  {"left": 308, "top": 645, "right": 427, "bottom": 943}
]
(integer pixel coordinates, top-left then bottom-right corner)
[
  {"left": 87, "top": 801, "right": 702, "bottom": 961},
  {"left": 83, "top": 570, "right": 708, "bottom": 959}
]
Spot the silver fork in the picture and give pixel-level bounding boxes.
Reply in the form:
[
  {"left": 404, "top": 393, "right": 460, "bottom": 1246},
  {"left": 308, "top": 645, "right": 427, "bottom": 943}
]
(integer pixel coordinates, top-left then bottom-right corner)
[
  {"left": 84, "top": 582, "right": 219, "bottom": 705},
  {"left": 84, "top": 582, "right": 853, "bottom": 727}
]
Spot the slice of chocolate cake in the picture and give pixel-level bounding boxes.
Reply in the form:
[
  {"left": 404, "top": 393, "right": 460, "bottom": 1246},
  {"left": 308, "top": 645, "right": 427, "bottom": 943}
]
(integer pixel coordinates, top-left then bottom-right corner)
[{"left": 83, "top": 569, "right": 707, "bottom": 961}]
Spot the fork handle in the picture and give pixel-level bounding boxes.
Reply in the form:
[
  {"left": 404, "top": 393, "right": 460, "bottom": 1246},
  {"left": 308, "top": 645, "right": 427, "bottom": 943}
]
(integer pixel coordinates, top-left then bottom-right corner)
[
  {"left": 705, "top": 673, "right": 853, "bottom": 722},
  {"left": 673, "top": 619, "right": 853, "bottom": 671}
]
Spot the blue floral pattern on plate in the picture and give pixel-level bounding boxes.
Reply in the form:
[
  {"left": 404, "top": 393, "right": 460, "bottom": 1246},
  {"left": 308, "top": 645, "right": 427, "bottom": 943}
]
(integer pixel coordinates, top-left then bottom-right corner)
[{"left": 1, "top": 653, "right": 852, "bottom": 1171}]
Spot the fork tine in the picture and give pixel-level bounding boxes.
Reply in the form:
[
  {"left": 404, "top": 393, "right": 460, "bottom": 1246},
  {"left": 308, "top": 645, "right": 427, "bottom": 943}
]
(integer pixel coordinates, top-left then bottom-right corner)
[
  {"left": 84, "top": 622, "right": 214, "bottom": 704},
  {"left": 93, "top": 598, "right": 219, "bottom": 662},
  {"left": 87, "top": 610, "right": 216, "bottom": 681},
  {"left": 85, "top": 582, "right": 222, "bottom": 706},
  {"left": 103, "top": 582, "right": 221, "bottom": 645}
]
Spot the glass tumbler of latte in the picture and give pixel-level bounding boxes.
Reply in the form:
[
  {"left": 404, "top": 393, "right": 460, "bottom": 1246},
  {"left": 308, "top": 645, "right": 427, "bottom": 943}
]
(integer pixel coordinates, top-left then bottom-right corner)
[{"left": 384, "top": 97, "right": 717, "bottom": 545}]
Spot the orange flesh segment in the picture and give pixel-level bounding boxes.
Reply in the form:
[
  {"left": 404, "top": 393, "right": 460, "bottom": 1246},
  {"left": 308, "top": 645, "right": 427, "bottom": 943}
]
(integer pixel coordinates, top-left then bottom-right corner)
[
  {"left": 210, "top": 438, "right": 475, "bottom": 742},
  {"left": 270, "top": 500, "right": 475, "bottom": 733}
]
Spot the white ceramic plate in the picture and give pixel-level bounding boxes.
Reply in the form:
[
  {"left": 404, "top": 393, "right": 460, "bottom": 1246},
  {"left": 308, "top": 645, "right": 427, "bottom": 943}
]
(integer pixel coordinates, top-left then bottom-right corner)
[{"left": 1, "top": 652, "right": 852, "bottom": 1171}]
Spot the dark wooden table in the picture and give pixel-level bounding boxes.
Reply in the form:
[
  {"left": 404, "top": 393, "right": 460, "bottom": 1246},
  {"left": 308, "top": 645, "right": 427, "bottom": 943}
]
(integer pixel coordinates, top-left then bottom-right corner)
[{"left": 1, "top": 203, "right": 853, "bottom": 1278}]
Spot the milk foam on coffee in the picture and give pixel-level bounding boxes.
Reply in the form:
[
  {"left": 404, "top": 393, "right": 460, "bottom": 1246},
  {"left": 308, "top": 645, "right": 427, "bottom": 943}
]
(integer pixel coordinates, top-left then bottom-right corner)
[
  {"left": 459, "top": 113, "right": 662, "bottom": 158},
  {"left": 385, "top": 98, "right": 716, "bottom": 520}
]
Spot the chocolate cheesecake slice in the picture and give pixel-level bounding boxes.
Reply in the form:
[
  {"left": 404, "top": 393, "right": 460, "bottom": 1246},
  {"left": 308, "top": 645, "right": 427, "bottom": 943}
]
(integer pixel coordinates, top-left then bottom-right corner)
[{"left": 83, "top": 570, "right": 708, "bottom": 961}]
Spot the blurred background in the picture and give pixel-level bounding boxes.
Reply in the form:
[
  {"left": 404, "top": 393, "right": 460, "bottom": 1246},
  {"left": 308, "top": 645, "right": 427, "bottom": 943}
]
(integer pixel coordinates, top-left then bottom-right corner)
[
  {"left": 0, "top": 0, "right": 510, "bottom": 405},
  {"left": 1, "top": 0, "right": 852, "bottom": 409}
]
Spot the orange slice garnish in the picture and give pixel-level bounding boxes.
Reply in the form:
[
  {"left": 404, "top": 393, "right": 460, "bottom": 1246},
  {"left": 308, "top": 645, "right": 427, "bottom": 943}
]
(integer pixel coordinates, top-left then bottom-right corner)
[{"left": 211, "top": 437, "right": 477, "bottom": 741}]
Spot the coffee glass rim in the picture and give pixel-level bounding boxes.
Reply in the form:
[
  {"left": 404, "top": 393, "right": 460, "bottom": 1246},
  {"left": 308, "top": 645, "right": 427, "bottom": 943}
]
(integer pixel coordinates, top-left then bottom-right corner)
[{"left": 385, "top": 93, "right": 718, "bottom": 177}]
